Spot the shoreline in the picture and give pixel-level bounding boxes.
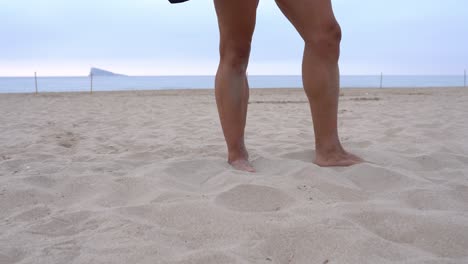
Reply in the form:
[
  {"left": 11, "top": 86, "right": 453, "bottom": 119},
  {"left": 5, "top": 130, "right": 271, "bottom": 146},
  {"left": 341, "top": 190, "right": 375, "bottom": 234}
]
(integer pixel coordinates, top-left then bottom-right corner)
[{"left": 0, "top": 86, "right": 466, "bottom": 96}]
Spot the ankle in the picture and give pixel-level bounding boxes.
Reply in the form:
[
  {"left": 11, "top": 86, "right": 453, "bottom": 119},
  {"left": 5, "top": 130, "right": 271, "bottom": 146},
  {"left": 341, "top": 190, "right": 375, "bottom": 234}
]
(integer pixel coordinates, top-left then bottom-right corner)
[
  {"left": 315, "top": 140, "right": 345, "bottom": 155},
  {"left": 228, "top": 148, "right": 249, "bottom": 162}
]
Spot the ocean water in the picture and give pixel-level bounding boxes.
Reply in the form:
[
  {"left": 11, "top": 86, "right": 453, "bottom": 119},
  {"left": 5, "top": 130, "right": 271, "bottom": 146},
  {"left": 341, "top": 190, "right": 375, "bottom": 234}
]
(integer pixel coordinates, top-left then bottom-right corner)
[{"left": 0, "top": 75, "right": 466, "bottom": 93}]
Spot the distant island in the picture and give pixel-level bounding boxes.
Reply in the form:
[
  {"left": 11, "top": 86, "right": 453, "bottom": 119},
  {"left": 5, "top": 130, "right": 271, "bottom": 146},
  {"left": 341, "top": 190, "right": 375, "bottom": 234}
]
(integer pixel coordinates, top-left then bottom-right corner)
[{"left": 89, "top": 67, "right": 126, "bottom": 77}]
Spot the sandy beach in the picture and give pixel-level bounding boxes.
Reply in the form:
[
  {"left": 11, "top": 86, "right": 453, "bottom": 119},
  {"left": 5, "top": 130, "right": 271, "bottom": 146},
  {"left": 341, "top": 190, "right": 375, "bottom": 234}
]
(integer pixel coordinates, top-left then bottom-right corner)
[{"left": 1, "top": 87, "right": 467, "bottom": 264}]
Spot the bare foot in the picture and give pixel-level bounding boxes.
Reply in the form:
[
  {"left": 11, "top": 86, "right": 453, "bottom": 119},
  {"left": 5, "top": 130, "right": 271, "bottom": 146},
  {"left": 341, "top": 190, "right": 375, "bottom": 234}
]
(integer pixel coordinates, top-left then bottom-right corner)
[
  {"left": 314, "top": 148, "right": 364, "bottom": 167},
  {"left": 228, "top": 148, "right": 255, "bottom": 172},
  {"left": 229, "top": 158, "right": 256, "bottom": 172}
]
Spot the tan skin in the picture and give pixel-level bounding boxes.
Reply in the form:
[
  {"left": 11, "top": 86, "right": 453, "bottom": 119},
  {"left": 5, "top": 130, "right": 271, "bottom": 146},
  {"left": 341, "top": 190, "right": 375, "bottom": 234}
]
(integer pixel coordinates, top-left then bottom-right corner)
[{"left": 214, "top": 0, "right": 363, "bottom": 172}]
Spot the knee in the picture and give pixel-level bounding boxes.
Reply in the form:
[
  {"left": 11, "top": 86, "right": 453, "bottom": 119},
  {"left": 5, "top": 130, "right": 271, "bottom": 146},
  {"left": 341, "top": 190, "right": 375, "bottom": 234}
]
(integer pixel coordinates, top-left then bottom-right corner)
[
  {"left": 305, "top": 21, "right": 342, "bottom": 61},
  {"left": 219, "top": 41, "right": 252, "bottom": 73}
]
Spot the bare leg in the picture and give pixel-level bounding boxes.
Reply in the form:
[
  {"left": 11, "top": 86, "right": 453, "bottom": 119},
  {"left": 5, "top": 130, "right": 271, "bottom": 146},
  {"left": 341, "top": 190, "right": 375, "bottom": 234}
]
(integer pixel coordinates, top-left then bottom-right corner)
[
  {"left": 276, "top": 0, "right": 363, "bottom": 166},
  {"left": 214, "top": 0, "right": 259, "bottom": 172}
]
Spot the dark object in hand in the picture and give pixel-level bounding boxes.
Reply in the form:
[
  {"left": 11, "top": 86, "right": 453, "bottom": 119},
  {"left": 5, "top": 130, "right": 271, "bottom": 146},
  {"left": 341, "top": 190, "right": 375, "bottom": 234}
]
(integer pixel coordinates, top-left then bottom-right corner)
[{"left": 169, "top": 0, "right": 190, "bottom": 3}]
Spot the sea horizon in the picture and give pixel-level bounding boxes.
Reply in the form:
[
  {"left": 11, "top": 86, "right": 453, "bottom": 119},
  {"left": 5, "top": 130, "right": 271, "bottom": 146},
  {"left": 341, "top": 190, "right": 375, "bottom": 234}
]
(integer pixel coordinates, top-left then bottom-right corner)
[{"left": 0, "top": 74, "right": 466, "bottom": 93}]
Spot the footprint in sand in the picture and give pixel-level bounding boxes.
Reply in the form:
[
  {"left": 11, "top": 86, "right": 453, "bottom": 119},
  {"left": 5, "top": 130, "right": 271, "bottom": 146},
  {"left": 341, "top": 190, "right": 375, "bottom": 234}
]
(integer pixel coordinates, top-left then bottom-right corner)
[
  {"left": 0, "top": 249, "right": 26, "bottom": 264},
  {"left": 27, "top": 211, "right": 99, "bottom": 237},
  {"left": 348, "top": 210, "right": 468, "bottom": 258},
  {"left": 12, "top": 206, "right": 51, "bottom": 222},
  {"left": 401, "top": 188, "right": 468, "bottom": 211},
  {"left": 40, "top": 240, "right": 81, "bottom": 263},
  {"left": 23, "top": 175, "right": 58, "bottom": 189},
  {"left": 342, "top": 164, "right": 420, "bottom": 193},
  {"left": 402, "top": 153, "right": 461, "bottom": 172},
  {"left": 280, "top": 150, "right": 315, "bottom": 163},
  {"left": 215, "top": 184, "right": 294, "bottom": 212},
  {"left": 54, "top": 131, "right": 80, "bottom": 149},
  {"left": 163, "top": 159, "right": 226, "bottom": 188},
  {"left": 0, "top": 189, "right": 55, "bottom": 219}
]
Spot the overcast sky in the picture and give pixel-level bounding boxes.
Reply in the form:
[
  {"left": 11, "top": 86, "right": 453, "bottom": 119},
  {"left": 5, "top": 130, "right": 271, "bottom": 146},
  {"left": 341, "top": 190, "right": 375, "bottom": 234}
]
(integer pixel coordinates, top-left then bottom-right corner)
[{"left": 1, "top": 0, "right": 467, "bottom": 76}]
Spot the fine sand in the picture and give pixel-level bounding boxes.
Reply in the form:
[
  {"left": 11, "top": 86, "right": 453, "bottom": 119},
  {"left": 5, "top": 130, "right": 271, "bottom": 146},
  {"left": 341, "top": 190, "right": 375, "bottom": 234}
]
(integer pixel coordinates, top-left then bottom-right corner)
[{"left": 1, "top": 87, "right": 467, "bottom": 264}]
